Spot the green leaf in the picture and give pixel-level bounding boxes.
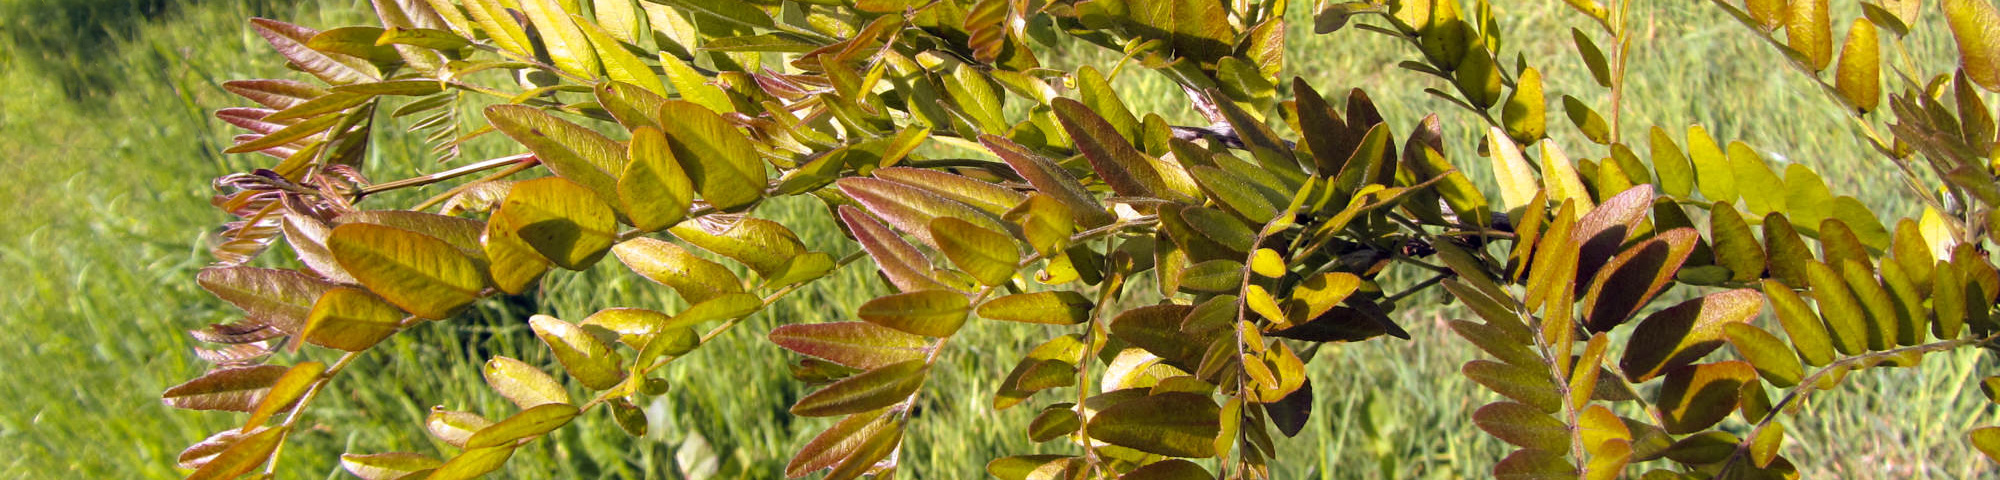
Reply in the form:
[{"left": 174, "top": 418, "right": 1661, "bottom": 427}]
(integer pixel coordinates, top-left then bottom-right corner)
[
  {"left": 1727, "top": 142, "right": 1786, "bottom": 216},
  {"left": 483, "top": 356, "right": 571, "bottom": 408},
  {"left": 520, "top": 0, "right": 599, "bottom": 77},
  {"left": 658, "top": 52, "right": 734, "bottom": 114},
  {"left": 1619, "top": 289, "right": 1765, "bottom": 382},
  {"left": 1685, "top": 125, "right": 1735, "bottom": 203},
  {"left": 790, "top": 359, "right": 930, "bottom": 417},
  {"left": 1763, "top": 213, "right": 1814, "bottom": 287},
  {"left": 1454, "top": 48, "right": 1502, "bottom": 109},
  {"left": 655, "top": 0, "right": 774, "bottom": 29},
  {"left": 1494, "top": 449, "right": 1575, "bottom": 480},
  {"left": 1563, "top": 96, "right": 1611, "bottom": 145},
  {"left": 1709, "top": 204, "right": 1765, "bottom": 283},
  {"left": 425, "top": 409, "right": 491, "bottom": 448},
  {"left": 1946, "top": 0, "right": 2000, "bottom": 91},
  {"left": 341, "top": 452, "right": 443, "bottom": 480},
  {"left": 1209, "top": 87, "right": 1305, "bottom": 183},
  {"left": 1190, "top": 165, "right": 1281, "bottom": 224},
  {"left": 1655, "top": 361, "right": 1756, "bottom": 434},
  {"left": 529, "top": 315, "right": 625, "bottom": 390},
  {"left": 1124, "top": 459, "right": 1215, "bottom": 480},
  {"left": 1464, "top": 360, "right": 1562, "bottom": 414},
  {"left": 930, "top": 217, "right": 1020, "bottom": 286},
  {"left": 1487, "top": 126, "right": 1539, "bottom": 216},
  {"left": 670, "top": 217, "right": 806, "bottom": 278},
  {"left": 1502, "top": 67, "right": 1548, "bottom": 144},
  {"left": 464, "top": 403, "right": 580, "bottom": 449},
  {"left": 301, "top": 286, "right": 405, "bottom": 351},
  {"left": 485, "top": 104, "right": 625, "bottom": 201},
  {"left": 197, "top": 266, "right": 336, "bottom": 334},
  {"left": 224, "top": 111, "right": 340, "bottom": 155},
  {"left": 162, "top": 365, "right": 287, "bottom": 412},
  {"left": 1473, "top": 401, "right": 1571, "bottom": 451},
  {"left": 612, "top": 237, "right": 745, "bottom": 304},
  {"left": 858, "top": 290, "right": 971, "bottom": 338},
  {"left": 663, "top": 292, "right": 762, "bottom": 328},
  {"left": 1648, "top": 126, "right": 1694, "bottom": 198},
  {"left": 463, "top": 0, "right": 531, "bottom": 55},
  {"left": 1027, "top": 405, "right": 1082, "bottom": 443},
  {"left": 482, "top": 212, "right": 551, "bottom": 295},
  {"left": 657, "top": 100, "right": 766, "bottom": 211},
  {"left": 424, "top": 445, "right": 516, "bottom": 480},
  {"left": 620, "top": 127, "right": 695, "bottom": 232},
  {"left": 1833, "top": 196, "right": 1892, "bottom": 250},
  {"left": 1805, "top": 260, "right": 1871, "bottom": 355},
  {"left": 223, "top": 79, "right": 327, "bottom": 110},
  {"left": 700, "top": 33, "right": 820, "bottom": 52},
  {"left": 328, "top": 223, "right": 485, "bottom": 320},
  {"left": 1789, "top": 0, "right": 1834, "bottom": 70},
  {"left": 1107, "top": 304, "right": 1205, "bottom": 368},
  {"left": 1762, "top": 280, "right": 1836, "bottom": 366},
  {"left": 771, "top": 322, "right": 931, "bottom": 369},
  {"left": 977, "top": 291, "right": 1095, "bottom": 325},
  {"left": 335, "top": 211, "right": 486, "bottom": 258},
  {"left": 1836, "top": 17, "right": 1883, "bottom": 111},
  {"left": 574, "top": 14, "right": 662, "bottom": 95},
  {"left": 1076, "top": 66, "right": 1140, "bottom": 143},
  {"left": 184, "top": 426, "right": 286, "bottom": 480},
  {"left": 1182, "top": 206, "right": 1257, "bottom": 254},
  {"left": 1573, "top": 28, "right": 1611, "bottom": 87},
  {"left": 1053, "top": 98, "right": 1183, "bottom": 201},
  {"left": 1724, "top": 323, "right": 1803, "bottom": 388},
  {"left": 1970, "top": 426, "right": 2000, "bottom": 462},
  {"left": 1085, "top": 392, "right": 1221, "bottom": 458},
  {"left": 1839, "top": 259, "right": 1901, "bottom": 350},
  {"left": 498, "top": 177, "right": 618, "bottom": 270}
]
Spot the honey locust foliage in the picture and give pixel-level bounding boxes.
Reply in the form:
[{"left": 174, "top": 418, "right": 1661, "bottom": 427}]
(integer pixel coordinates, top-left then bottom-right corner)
[{"left": 167, "top": 0, "right": 2000, "bottom": 478}]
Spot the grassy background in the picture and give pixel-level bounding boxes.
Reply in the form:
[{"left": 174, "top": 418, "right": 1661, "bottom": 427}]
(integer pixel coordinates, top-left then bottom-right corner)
[{"left": 0, "top": 0, "right": 1995, "bottom": 478}]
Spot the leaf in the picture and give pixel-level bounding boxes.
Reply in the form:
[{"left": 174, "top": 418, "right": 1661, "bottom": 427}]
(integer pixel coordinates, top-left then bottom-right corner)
[
  {"left": 841, "top": 176, "right": 1011, "bottom": 248},
  {"left": 1108, "top": 304, "right": 1204, "bottom": 368},
  {"left": 1563, "top": 96, "right": 1611, "bottom": 145},
  {"left": 1619, "top": 289, "right": 1765, "bottom": 382},
  {"left": 787, "top": 408, "right": 900, "bottom": 478},
  {"left": 251, "top": 18, "right": 378, "bottom": 84},
  {"left": 1494, "top": 449, "right": 1575, "bottom": 480},
  {"left": 978, "top": 288, "right": 1096, "bottom": 325},
  {"left": 1805, "top": 260, "right": 1871, "bottom": 355},
  {"left": 529, "top": 315, "right": 625, "bottom": 390},
  {"left": 335, "top": 211, "right": 486, "bottom": 258},
  {"left": 424, "top": 445, "right": 516, "bottom": 480},
  {"left": 1582, "top": 228, "right": 1698, "bottom": 331},
  {"left": 1487, "top": 126, "right": 1539, "bottom": 216},
  {"left": 931, "top": 217, "right": 1020, "bottom": 286},
  {"left": 1124, "top": 459, "right": 1215, "bottom": 480},
  {"left": 1650, "top": 126, "right": 1694, "bottom": 198},
  {"left": 1475, "top": 401, "right": 1571, "bottom": 452},
  {"left": 482, "top": 212, "right": 552, "bottom": 295},
  {"left": 341, "top": 452, "right": 443, "bottom": 480},
  {"left": 241, "top": 362, "right": 326, "bottom": 431},
  {"left": 1836, "top": 17, "right": 1883, "bottom": 111},
  {"left": 485, "top": 104, "right": 625, "bottom": 201},
  {"left": 574, "top": 14, "right": 661, "bottom": 94},
  {"left": 983, "top": 135, "right": 1115, "bottom": 228},
  {"left": 184, "top": 426, "right": 286, "bottom": 480},
  {"left": 1655, "top": 361, "right": 1756, "bottom": 434},
  {"left": 1503, "top": 67, "right": 1548, "bottom": 144},
  {"left": 670, "top": 217, "right": 805, "bottom": 278},
  {"left": 498, "top": 177, "right": 618, "bottom": 270},
  {"left": 1573, "top": 28, "right": 1611, "bottom": 87},
  {"left": 839, "top": 206, "right": 948, "bottom": 293},
  {"left": 424, "top": 408, "right": 491, "bottom": 448},
  {"left": 1190, "top": 165, "right": 1281, "bottom": 224},
  {"left": 162, "top": 365, "right": 287, "bottom": 412},
  {"left": 1686, "top": 125, "right": 1735, "bottom": 203},
  {"left": 483, "top": 356, "right": 571, "bottom": 408},
  {"left": 1727, "top": 142, "right": 1787, "bottom": 216},
  {"left": 224, "top": 79, "right": 327, "bottom": 110},
  {"left": 655, "top": 0, "right": 774, "bottom": 29},
  {"left": 1945, "top": 0, "right": 2000, "bottom": 91},
  {"left": 790, "top": 359, "right": 929, "bottom": 417},
  {"left": 612, "top": 237, "right": 745, "bottom": 304},
  {"left": 658, "top": 101, "right": 766, "bottom": 211},
  {"left": 1709, "top": 204, "right": 1765, "bottom": 283},
  {"left": 1570, "top": 184, "right": 1651, "bottom": 287},
  {"left": 328, "top": 223, "right": 485, "bottom": 320},
  {"left": 771, "top": 322, "right": 931, "bottom": 370},
  {"left": 462, "top": 0, "right": 530, "bottom": 55},
  {"left": 1789, "top": 0, "right": 1834, "bottom": 70},
  {"left": 519, "top": 0, "right": 599, "bottom": 77},
  {"left": 1085, "top": 392, "right": 1220, "bottom": 458},
  {"left": 873, "top": 167, "right": 1026, "bottom": 216},
  {"left": 1971, "top": 426, "right": 2000, "bottom": 461},
  {"left": 858, "top": 290, "right": 971, "bottom": 338},
  {"left": 659, "top": 52, "right": 734, "bottom": 114},
  {"left": 1053, "top": 98, "right": 1181, "bottom": 201},
  {"left": 197, "top": 266, "right": 336, "bottom": 334},
  {"left": 1027, "top": 405, "right": 1082, "bottom": 443},
  {"left": 464, "top": 403, "right": 580, "bottom": 449},
  {"left": 1464, "top": 360, "right": 1562, "bottom": 414},
  {"left": 1725, "top": 323, "right": 1803, "bottom": 388},
  {"left": 621, "top": 126, "right": 695, "bottom": 232},
  {"left": 1076, "top": 66, "right": 1140, "bottom": 143}
]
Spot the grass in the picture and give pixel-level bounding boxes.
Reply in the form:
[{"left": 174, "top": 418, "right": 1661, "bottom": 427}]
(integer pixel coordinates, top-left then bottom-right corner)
[{"left": 0, "top": 0, "right": 1994, "bottom": 478}]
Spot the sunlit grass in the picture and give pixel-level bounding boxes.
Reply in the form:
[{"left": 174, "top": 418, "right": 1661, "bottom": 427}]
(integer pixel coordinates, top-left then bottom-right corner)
[{"left": 0, "top": 0, "right": 1994, "bottom": 478}]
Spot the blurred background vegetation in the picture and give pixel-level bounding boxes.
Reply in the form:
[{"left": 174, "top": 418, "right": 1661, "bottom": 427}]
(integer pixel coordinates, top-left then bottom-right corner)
[{"left": 0, "top": 0, "right": 1995, "bottom": 478}]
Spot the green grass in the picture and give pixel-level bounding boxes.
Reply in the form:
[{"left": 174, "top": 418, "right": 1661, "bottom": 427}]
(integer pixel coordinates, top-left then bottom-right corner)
[{"left": 0, "top": 0, "right": 1995, "bottom": 478}]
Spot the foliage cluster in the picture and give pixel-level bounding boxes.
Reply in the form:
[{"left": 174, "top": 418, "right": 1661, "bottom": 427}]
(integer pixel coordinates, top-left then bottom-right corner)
[{"left": 162, "top": 0, "right": 2000, "bottom": 478}]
